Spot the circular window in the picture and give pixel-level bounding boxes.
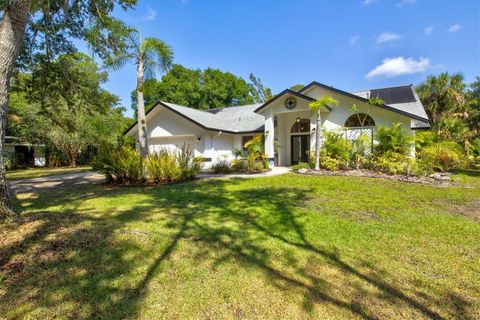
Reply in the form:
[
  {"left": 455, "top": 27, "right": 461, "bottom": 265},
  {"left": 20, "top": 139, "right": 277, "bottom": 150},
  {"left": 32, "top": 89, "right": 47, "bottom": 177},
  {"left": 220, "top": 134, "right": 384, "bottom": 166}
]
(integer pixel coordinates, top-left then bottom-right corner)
[
  {"left": 345, "top": 114, "right": 375, "bottom": 127},
  {"left": 285, "top": 97, "right": 297, "bottom": 110}
]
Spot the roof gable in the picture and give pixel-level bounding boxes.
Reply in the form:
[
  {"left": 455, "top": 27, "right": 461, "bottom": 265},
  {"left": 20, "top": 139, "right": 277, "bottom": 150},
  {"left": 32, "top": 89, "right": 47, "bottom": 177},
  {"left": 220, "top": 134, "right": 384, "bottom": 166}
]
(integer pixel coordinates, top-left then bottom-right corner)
[{"left": 299, "top": 81, "right": 429, "bottom": 122}]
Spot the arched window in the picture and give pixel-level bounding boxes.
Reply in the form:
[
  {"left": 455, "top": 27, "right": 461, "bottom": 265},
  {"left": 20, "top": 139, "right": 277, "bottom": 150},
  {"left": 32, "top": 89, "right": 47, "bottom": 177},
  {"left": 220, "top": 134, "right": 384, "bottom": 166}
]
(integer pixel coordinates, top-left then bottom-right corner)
[
  {"left": 344, "top": 114, "right": 375, "bottom": 127},
  {"left": 291, "top": 119, "right": 310, "bottom": 133}
]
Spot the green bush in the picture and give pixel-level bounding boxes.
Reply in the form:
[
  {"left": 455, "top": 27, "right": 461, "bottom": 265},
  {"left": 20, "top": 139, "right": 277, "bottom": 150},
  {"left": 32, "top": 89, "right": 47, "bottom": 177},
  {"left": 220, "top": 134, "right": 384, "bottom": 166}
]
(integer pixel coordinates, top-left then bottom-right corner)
[
  {"left": 319, "top": 130, "right": 351, "bottom": 170},
  {"left": 211, "top": 159, "right": 232, "bottom": 174},
  {"left": 291, "top": 162, "right": 310, "bottom": 171},
  {"left": 146, "top": 151, "right": 181, "bottom": 183},
  {"left": 373, "top": 151, "right": 417, "bottom": 175},
  {"left": 350, "top": 132, "right": 372, "bottom": 169},
  {"left": 374, "top": 123, "right": 413, "bottom": 156},
  {"left": 94, "top": 144, "right": 201, "bottom": 185},
  {"left": 418, "top": 141, "right": 464, "bottom": 172},
  {"left": 231, "top": 158, "right": 264, "bottom": 173},
  {"left": 320, "top": 155, "right": 344, "bottom": 171},
  {"left": 93, "top": 146, "right": 146, "bottom": 184}
]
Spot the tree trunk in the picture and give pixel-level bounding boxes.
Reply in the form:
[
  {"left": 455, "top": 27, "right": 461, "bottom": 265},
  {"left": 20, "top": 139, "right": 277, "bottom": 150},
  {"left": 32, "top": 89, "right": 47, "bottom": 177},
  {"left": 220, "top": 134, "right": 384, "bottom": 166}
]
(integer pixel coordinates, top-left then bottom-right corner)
[
  {"left": 136, "top": 57, "right": 148, "bottom": 158},
  {"left": 0, "top": 0, "right": 31, "bottom": 219},
  {"left": 314, "top": 108, "right": 322, "bottom": 171}
]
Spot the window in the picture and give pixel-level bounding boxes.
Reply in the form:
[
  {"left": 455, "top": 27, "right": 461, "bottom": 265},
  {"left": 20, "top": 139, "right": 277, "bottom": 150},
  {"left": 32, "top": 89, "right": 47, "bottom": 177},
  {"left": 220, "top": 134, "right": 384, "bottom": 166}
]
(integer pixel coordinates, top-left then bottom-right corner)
[
  {"left": 344, "top": 114, "right": 375, "bottom": 127},
  {"left": 291, "top": 119, "right": 310, "bottom": 133},
  {"left": 242, "top": 135, "right": 253, "bottom": 152}
]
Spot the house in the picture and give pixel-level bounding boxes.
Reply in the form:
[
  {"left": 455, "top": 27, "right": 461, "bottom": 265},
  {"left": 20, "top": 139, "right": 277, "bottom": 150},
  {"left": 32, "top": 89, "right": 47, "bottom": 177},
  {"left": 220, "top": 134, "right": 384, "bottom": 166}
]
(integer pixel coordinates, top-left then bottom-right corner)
[
  {"left": 125, "top": 81, "right": 430, "bottom": 168},
  {"left": 4, "top": 136, "right": 46, "bottom": 168}
]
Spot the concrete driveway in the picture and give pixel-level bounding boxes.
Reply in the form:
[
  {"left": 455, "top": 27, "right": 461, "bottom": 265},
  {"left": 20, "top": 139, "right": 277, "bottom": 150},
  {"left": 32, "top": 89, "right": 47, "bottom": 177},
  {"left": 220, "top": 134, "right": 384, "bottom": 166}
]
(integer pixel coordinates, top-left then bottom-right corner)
[{"left": 8, "top": 171, "right": 105, "bottom": 194}]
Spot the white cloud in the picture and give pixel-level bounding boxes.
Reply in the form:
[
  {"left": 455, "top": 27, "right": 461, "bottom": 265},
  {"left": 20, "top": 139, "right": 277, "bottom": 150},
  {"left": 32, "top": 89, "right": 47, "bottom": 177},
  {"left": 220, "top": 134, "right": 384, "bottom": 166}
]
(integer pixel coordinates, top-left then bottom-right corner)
[
  {"left": 396, "top": 0, "right": 416, "bottom": 7},
  {"left": 424, "top": 26, "right": 434, "bottom": 35},
  {"left": 376, "top": 32, "right": 402, "bottom": 44},
  {"left": 146, "top": 7, "right": 157, "bottom": 21},
  {"left": 366, "top": 56, "right": 431, "bottom": 79},
  {"left": 350, "top": 35, "right": 360, "bottom": 46},
  {"left": 448, "top": 24, "right": 461, "bottom": 33}
]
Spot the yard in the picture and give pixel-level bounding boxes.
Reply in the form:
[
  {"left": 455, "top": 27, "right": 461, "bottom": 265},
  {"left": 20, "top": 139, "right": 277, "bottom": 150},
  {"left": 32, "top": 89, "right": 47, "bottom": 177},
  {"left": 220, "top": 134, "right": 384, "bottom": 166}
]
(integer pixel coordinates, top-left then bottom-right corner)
[{"left": 1, "top": 173, "right": 479, "bottom": 319}]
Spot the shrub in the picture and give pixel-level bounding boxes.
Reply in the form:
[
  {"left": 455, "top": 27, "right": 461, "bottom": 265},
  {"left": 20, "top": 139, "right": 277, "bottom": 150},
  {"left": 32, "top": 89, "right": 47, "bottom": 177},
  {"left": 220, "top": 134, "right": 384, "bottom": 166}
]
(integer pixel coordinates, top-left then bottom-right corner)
[
  {"left": 146, "top": 151, "right": 181, "bottom": 183},
  {"left": 211, "top": 159, "right": 232, "bottom": 174},
  {"left": 374, "top": 123, "right": 413, "bottom": 156},
  {"left": 231, "top": 158, "right": 264, "bottom": 173},
  {"left": 94, "top": 144, "right": 201, "bottom": 185},
  {"left": 418, "top": 141, "right": 464, "bottom": 172},
  {"left": 320, "top": 130, "right": 351, "bottom": 170},
  {"left": 350, "top": 132, "right": 372, "bottom": 169},
  {"left": 291, "top": 162, "right": 310, "bottom": 171},
  {"left": 373, "top": 151, "right": 417, "bottom": 175},
  {"left": 93, "top": 146, "right": 146, "bottom": 184},
  {"left": 320, "top": 155, "right": 344, "bottom": 171}
]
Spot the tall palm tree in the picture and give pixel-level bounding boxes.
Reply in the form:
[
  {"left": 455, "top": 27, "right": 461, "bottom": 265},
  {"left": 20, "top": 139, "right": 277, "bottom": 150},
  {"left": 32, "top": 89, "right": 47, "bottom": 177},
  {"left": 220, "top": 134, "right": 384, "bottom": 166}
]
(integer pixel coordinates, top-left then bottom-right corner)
[
  {"left": 417, "top": 72, "right": 466, "bottom": 123},
  {"left": 108, "top": 30, "right": 173, "bottom": 157},
  {"left": 309, "top": 96, "right": 339, "bottom": 171}
]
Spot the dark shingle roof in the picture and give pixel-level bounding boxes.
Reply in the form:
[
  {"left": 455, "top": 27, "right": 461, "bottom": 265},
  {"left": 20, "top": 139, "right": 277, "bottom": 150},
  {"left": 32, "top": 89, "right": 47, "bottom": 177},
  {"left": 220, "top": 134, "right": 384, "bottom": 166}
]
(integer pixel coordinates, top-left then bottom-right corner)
[{"left": 369, "top": 85, "right": 417, "bottom": 104}]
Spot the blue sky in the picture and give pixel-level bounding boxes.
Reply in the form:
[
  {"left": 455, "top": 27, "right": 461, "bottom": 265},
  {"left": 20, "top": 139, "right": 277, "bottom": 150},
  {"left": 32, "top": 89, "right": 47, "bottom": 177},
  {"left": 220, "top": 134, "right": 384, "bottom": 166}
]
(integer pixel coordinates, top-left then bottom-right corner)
[{"left": 96, "top": 0, "right": 479, "bottom": 116}]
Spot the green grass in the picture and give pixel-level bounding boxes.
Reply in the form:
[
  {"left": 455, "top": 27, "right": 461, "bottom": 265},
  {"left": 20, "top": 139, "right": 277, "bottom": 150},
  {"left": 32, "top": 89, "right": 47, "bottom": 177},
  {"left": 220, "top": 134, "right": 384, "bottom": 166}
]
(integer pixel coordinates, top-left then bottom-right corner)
[
  {"left": 6, "top": 166, "right": 93, "bottom": 180},
  {"left": 1, "top": 173, "right": 479, "bottom": 319}
]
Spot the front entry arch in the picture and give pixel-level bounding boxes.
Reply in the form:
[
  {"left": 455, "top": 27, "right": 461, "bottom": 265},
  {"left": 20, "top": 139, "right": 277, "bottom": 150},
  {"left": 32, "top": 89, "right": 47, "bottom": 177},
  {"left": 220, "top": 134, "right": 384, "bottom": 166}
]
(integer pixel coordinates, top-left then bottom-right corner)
[{"left": 290, "top": 119, "right": 310, "bottom": 165}]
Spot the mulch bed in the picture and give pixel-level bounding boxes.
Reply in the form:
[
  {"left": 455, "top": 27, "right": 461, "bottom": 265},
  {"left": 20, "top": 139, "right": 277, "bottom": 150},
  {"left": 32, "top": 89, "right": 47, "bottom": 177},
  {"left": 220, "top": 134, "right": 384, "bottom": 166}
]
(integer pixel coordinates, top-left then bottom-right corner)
[{"left": 295, "top": 168, "right": 453, "bottom": 186}]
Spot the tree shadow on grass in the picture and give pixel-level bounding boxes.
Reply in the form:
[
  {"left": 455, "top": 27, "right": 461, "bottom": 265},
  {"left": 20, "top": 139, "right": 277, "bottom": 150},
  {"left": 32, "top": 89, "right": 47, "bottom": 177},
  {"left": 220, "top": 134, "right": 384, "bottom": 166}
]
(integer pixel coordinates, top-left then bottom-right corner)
[{"left": 0, "top": 179, "right": 471, "bottom": 319}]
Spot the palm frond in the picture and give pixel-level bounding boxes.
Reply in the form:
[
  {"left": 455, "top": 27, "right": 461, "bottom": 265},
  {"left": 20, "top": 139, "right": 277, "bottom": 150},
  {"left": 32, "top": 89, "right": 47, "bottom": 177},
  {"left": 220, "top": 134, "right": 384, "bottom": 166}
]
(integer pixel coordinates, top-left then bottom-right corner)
[
  {"left": 142, "top": 37, "right": 174, "bottom": 74},
  {"left": 309, "top": 95, "right": 339, "bottom": 111},
  {"left": 103, "top": 54, "right": 133, "bottom": 71}
]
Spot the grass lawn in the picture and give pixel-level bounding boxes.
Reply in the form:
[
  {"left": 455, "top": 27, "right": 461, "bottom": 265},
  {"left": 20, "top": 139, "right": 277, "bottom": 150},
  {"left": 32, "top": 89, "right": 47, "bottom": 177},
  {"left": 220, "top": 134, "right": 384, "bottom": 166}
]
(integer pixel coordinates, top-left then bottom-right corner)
[
  {"left": 6, "top": 166, "right": 93, "bottom": 180},
  {"left": 1, "top": 173, "right": 479, "bottom": 319}
]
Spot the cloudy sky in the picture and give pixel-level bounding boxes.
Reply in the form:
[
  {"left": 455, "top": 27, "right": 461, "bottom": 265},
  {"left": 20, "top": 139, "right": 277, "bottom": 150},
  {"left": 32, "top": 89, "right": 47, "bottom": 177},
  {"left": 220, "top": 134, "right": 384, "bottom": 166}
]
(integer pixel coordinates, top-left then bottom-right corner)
[{"left": 97, "top": 0, "right": 479, "bottom": 116}]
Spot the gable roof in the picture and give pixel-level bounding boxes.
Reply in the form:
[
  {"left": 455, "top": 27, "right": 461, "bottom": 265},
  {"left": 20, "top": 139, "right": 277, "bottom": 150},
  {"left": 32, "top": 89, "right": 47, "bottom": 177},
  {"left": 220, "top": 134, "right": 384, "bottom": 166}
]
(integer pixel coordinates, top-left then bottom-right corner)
[
  {"left": 299, "top": 81, "right": 430, "bottom": 123},
  {"left": 125, "top": 101, "right": 264, "bottom": 136},
  {"left": 254, "top": 89, "right": 317, "bottom": 113}
]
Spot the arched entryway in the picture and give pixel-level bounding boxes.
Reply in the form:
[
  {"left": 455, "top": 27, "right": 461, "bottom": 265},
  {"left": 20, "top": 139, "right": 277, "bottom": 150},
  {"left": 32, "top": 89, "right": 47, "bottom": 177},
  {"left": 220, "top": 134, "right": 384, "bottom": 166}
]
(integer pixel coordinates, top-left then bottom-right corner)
[{"left": 290, "top": 119, "right": 310, "bottom": 164}]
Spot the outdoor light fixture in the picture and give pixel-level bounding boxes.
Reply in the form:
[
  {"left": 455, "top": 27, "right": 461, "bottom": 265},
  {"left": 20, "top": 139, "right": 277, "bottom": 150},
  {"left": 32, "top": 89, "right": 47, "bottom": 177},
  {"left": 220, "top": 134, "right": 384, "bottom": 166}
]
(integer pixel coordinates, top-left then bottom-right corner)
[
  {"left": 196, "top": 137, "right": 201, "bottom": 142},
  {"left": 296, "top": 117, "right": 301, "bottom": 123},
  {"left": 265, "top": 130, "right": 270, "bottom": 135},
  {"left": 311, "top": 127, "right": 316, "bottom": 133}
]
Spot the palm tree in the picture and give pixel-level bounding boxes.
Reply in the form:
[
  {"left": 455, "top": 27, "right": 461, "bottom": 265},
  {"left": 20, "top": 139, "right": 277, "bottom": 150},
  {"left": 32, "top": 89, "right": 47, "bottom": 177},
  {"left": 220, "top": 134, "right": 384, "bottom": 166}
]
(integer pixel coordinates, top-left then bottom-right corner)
[
  {"left": 107, "top": 30, "right": 173, "bottom": 157},
  {"left": 309, "top": 96, "right": 339, "bottom": 170},
  {"left": 417, "top": 72, "right": 466, "bottom": 123}
]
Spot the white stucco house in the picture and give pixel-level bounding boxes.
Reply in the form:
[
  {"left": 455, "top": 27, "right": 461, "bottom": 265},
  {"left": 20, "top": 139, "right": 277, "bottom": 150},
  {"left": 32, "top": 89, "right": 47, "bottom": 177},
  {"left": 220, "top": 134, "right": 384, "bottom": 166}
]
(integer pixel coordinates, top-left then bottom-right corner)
[{"left": 125, "top": 81, "right": 430, "bottom": 168}]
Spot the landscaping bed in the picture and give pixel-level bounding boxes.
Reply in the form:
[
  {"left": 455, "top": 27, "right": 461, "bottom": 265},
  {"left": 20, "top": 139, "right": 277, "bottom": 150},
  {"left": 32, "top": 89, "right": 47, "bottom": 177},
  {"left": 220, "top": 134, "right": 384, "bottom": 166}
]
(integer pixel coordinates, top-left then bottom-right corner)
[{"left": 295, "top": 168, "right": 453, "bottom": 186}]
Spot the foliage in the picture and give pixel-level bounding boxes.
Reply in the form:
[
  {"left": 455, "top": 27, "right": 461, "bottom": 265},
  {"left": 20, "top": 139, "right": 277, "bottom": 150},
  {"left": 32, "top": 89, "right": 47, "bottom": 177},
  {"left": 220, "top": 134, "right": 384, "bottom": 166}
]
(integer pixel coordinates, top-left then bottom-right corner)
[
  {"left": 93, "top": 146, "right": 146, "bottom": 184},
  {"left": 93, "top": 144, "right": 202, "bottom": 184},
  {"left": 16, "top": 0, "right": 137, "bottom": 69},
  {"left": 321, "top": 130, "right": 351, "bottom": 167},
  {"left": 211, "top": 159, "right": 232, "bottom": 174},
  {"left": 231, "top": 159, "right": 264, "bottom": 173},
  {"left": 8, "top": 53, "right": 130, "bottom": 167},
  {"left": 319, "top": 155, "right": 345, "bottom": 171},
  {"left": 418, "top": 141, "right": 464, "bottom": 172},
  {"left": 248, "top": 73, "right": 273, "bottom": 103},
  {"left": 374, "top": 123, "right": 413, "bottom": 156},
  {"left": 132, "top": 64, "right": 272, "bottom": 112},
  {"left": 417, "top": 72, "right": 467, "bottom": 123},
  {"left": 290, "top": 84, "right": 305, "bottom": 91},
  {"left": 290, "top": 162, "right": 310, "bottom": 171},
  {"left": 374, "top": 151, "right": 417, "bottom": 176},
  {"left": 309, "top": 95, "right": 340, "bottom": 112},
  {"left": 351, "top": 133, "right": 372, "bottom": 169}
]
